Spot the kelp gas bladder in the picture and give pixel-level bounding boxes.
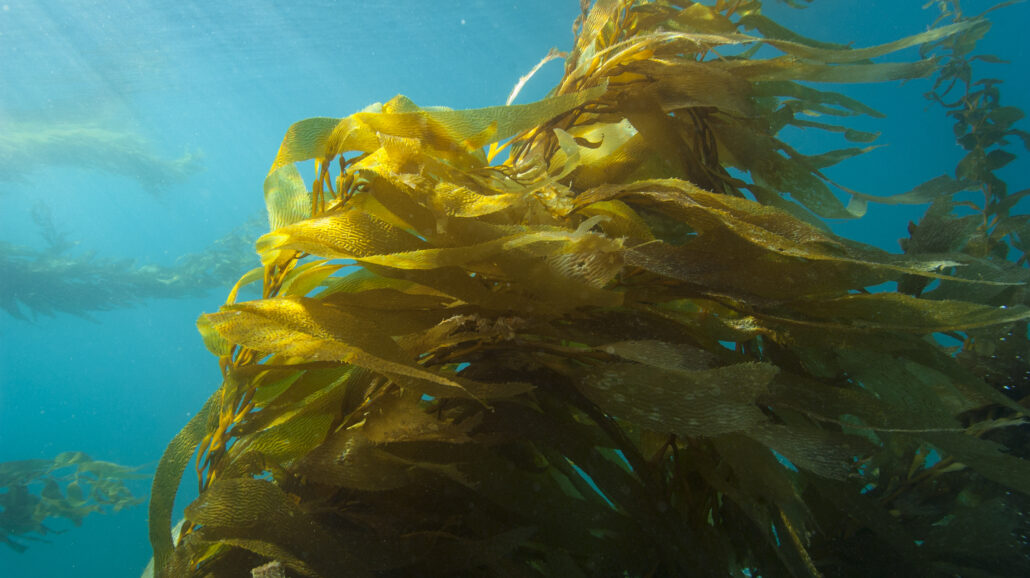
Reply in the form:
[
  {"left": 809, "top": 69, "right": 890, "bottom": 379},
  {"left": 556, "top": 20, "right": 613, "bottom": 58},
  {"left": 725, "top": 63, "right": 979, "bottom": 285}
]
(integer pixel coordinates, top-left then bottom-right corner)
[{"left": 148, "top": 1, "right": 1030, "bottom": 576}]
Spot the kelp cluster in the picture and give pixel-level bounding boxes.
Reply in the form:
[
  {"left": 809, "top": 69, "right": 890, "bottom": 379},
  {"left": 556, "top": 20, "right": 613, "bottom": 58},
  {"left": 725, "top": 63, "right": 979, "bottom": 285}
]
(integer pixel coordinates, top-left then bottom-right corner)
[
  {"left": 0, "top": 209, "right": 262, "bottom": 320},
  {"left": 149, "top": 1, "right": 1029, "bottom": 576},
  {"left": 0, "top": 452, "right": 145, "bottom": 552},
  {"left": 902, "top": 0, "right": 1030, "bottom": 442}
]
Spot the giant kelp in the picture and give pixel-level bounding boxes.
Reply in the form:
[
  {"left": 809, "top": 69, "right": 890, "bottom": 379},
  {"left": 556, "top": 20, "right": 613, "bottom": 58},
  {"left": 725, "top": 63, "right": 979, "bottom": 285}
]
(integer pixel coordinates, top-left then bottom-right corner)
[
  {"left": 149, "top": 1, "right": 1030, "bottom": 576},
  {"left": 0, "top": 452, "right": 145, "bottom": 552}
]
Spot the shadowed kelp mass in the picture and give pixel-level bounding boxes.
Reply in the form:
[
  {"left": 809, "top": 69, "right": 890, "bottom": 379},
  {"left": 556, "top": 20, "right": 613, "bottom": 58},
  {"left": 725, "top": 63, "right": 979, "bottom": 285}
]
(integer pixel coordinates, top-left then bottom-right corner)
[
  {"left": 147, "top": 1, "right": 1029, "bottom": 576},
  {"left": 0, "top": 452, "right": 145, "bottom": 553}
]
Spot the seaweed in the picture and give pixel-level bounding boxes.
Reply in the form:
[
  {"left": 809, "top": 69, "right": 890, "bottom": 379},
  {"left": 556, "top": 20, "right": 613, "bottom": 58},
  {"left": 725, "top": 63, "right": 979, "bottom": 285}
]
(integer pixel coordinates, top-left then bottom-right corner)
[
  {"left": 0, "top": 452, "right": 145, "bottom": 553},
  {"left": 148, "top": 1, "right": 1030, "bottom": 576}
]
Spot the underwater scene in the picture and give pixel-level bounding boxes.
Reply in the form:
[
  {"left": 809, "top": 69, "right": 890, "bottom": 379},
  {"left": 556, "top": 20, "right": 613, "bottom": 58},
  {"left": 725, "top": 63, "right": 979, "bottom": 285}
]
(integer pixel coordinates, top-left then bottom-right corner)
[{"left": 2, "top": 0, "right": 1030, "bottom": 576}]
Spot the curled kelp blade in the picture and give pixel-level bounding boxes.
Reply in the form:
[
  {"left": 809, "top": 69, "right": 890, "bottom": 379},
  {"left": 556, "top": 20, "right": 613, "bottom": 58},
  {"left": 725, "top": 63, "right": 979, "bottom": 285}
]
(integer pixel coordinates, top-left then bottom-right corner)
[
  {"left": 545, "top": 2, "right": 985, "bottom": 220},
  {"left": 266, "top": 85, "right": 607, "bottom": 174},
  {"left": 263, "top": 163, "right": 310, "bottom": 232}
]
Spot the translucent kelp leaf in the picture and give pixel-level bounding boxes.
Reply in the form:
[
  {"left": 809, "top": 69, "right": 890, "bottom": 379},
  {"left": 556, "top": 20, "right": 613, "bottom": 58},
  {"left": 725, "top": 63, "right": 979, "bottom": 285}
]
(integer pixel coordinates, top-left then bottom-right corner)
[
  {"left": 264, "top": 163, "right": 310, "bottom": 232},
  {"left": 268, "top": 116, "right": 350, "bottom": 174},
  {"left": 352, "top": 229, "right": 565, "bottom": 271},
  {"left": 233, "top": 413, "right": 333, "bottom": 467},
  {"left": 624, "top": 224, "right": 944, "bottom": 301},
  {"left": 659, "top": 2, "right": 738, "bottom": 34},
  {"left": 766, "top": 372, "right": 898, "bottom": 431},
  {"left": 737, "top": 14, "right": 850, "bottom": 51},
  {"left": 226, "top": 266, "right": 264, "bottom": 306},
  {"left": 746, "top": 20, "right": 978, "bottom": 64},
  {"left": 196, "top": 313, "right": 230, "bottom": 357},
  {"left": 255, "top": 208, "right": 427, "bottom": 265},
  {"left": 704, "top": 433, "right": 818, "bottom": 577},
  {"left": 413, "top": 84, "right": 607, "bottom": 147},
  {"left": 205, "top": 299, "right": 477, "bottom": 399},
  {"left": 431, "top": 182, "right": 523, "bottom": 218},
  {"left": 278, "top": 260, "right": 344, "bottom": 298},
  {"left": 728, "top": 57, "right": 938, "bottom": 85}
]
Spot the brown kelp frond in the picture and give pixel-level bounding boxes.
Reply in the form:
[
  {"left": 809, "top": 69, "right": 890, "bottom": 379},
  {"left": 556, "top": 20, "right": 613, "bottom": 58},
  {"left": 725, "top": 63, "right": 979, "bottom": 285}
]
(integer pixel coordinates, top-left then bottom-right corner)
[
  {"left": 149, "top": 2, "right": 1030, "bottom": 576},
  {"left": 0, "top": 452, "right": 145, "bottom": 553}
]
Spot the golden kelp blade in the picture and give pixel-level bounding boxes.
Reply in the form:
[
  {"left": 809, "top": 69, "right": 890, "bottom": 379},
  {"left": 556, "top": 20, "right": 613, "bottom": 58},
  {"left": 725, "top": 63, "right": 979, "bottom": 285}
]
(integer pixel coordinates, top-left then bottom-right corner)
[
  {"left": 264, "top": 163, "right": 310, "bottom": 232},
  {"left": 255, "top": 209, "right": 427, "bottom": 265}
]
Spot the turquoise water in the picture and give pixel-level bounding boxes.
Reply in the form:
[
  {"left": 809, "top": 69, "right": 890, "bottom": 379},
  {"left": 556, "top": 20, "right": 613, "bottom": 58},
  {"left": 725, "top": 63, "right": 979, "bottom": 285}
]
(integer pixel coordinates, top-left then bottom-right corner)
[{"left": 0, "top": 1, "right": 1027, "bottom": 576}]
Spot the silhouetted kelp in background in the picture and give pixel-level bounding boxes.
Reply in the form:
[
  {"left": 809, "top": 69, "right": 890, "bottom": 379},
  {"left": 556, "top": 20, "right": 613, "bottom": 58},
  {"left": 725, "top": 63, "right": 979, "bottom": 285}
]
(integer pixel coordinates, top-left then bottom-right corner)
[
  {"left": 145, "top": 1, "right": 1030, "bottom": 576},
  {"left": 0, "top": 452, "right": 145, "bottom": 553},
  {"left": 0, "top": 206, "right": 263, "bottom": 321},
  {"left": 0, "top": 107, "right": 201, "bottom": 196}
]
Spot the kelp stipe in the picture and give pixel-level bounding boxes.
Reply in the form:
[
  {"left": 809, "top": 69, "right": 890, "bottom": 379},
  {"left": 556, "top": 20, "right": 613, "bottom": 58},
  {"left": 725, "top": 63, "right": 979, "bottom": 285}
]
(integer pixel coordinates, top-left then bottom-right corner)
[{"left": 148, "top": 2, "right": 1030, "bottom": 576}]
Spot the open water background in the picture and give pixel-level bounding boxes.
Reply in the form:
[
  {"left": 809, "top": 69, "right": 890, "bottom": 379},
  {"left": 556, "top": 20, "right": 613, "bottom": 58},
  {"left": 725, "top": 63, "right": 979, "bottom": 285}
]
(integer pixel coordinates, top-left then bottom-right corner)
[{"left": 0, "top": 1, "right": 1027, "bottom": 576}]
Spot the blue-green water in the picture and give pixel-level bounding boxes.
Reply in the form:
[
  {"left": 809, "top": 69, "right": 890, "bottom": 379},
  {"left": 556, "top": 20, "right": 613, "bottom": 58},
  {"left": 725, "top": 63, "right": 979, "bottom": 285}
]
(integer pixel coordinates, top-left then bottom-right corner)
[{"left": 0, "top": 1, "right": 1027, "bottom": 576}]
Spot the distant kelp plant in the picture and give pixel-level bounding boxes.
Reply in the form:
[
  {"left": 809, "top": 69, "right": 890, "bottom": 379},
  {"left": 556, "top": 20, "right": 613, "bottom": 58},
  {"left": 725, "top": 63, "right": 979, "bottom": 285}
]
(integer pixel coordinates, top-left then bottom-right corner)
[
  {"left": 0, "top": 452, "right": 145, "bottom": 552},
  {"left": 0, "top": 116, "right": 201, "bottom": 197},
  {"left": 0, "top": 206, "right": 263, "bottom": 321},
  {"left": 147, "top": 1, "right": 1030, "bottom": 576}
]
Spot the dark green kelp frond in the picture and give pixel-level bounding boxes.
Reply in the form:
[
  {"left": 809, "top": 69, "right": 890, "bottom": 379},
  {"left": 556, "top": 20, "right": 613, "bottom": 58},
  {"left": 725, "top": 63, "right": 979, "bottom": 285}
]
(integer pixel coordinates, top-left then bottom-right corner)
[{"left": 149, "top": 1, "right": 1030, "bottom": 576}]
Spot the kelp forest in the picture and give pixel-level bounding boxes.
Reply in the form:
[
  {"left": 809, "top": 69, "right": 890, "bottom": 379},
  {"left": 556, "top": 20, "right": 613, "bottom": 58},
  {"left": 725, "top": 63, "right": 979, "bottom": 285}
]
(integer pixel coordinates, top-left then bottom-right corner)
[{"left": 8, "top": 0, "right": 1030, "bottom": 576}]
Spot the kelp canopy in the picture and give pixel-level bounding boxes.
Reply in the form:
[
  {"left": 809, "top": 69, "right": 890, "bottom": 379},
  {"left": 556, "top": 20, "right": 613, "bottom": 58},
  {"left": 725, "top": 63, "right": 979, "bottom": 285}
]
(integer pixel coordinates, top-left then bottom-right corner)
[{"left": 149, "top": 1, "right": 1030, "bottom": 576}]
